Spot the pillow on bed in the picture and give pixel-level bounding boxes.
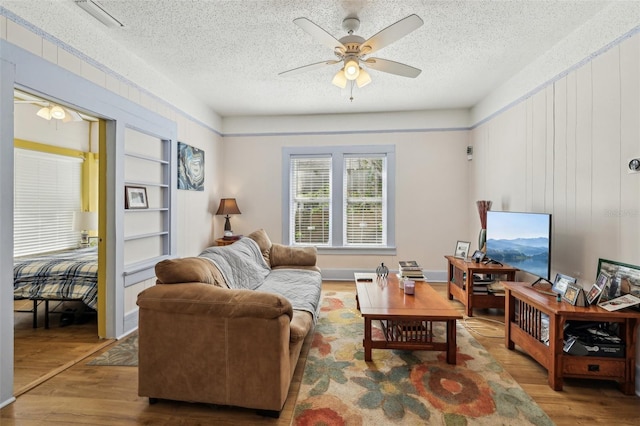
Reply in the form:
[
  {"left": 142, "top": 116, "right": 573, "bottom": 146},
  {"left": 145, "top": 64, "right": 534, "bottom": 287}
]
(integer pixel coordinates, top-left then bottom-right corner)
[{"left": 155, "top": 257, "right": 227, "bottom": 288}]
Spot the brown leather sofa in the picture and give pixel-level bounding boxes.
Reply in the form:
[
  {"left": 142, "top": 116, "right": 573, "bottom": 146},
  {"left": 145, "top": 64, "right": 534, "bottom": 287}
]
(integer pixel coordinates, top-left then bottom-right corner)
[{"left": 136, "top": 229, "right": 322, "bottom": 417}]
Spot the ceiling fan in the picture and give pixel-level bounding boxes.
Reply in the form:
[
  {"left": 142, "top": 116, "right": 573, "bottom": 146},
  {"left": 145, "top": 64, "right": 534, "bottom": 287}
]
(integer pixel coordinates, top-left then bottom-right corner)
[{"left": 279, "top": 14, "right": 423, "bottom": 90}]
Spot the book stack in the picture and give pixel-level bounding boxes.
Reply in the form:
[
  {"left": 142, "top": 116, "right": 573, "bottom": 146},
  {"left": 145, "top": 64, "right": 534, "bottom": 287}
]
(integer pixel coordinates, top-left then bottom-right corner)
[{"left": 398, "top": 260, "right": 425, "bottom": 281}]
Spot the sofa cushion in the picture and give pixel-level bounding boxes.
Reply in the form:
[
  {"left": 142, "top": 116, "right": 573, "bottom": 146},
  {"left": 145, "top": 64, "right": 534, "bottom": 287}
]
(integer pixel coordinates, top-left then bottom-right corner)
[
  {"left": 246, "top": 228, "right": 272, "bottom": 267},
  {"left": 155, "top": 257, "right": 227, "bottom": 288},
  {"left": 289, "top": 310, "right": 313, "bottom": 343},
  {"left": 270, "top": 243, "right": 317, "bottom": 268}
]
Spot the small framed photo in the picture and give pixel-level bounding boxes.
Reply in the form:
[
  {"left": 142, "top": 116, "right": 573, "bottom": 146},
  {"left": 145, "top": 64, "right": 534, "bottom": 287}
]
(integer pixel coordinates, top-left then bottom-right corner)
[
  {"left": 471, "top": 250, "right": 485, "bottom": 262},
  {"left": 454, "top": 241, "right": 471, "bottom": 259},
  {"left": 597, "top": 271, "right": 616, "bottom": 303},
  {"left": 551, "top": 273, "right": 577, "bottom": 296},
  {"left": 562, "top": 283, "right": 581, "bottom": 305},
  {"left": 125, "top": 185, "right": 148, "bottom": 209},
  {"left": 586, "top": 271, "right": 610, "bottom": 304}
]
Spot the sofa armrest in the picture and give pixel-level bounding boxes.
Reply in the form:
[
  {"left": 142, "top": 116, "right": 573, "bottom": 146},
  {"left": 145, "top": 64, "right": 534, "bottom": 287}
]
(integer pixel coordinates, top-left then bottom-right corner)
[
  {"left": 270, "top": 243, "right": 317, "bottom": 268},
  {"left": 137, "top": 283, "right": 293, "bottom": 320}
]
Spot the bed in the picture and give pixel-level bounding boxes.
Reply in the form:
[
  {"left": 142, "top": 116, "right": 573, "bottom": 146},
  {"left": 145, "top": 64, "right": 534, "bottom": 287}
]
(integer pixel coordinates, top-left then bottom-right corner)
[{"left": 13, "top": 247, "right": 98, "bottom": 328}]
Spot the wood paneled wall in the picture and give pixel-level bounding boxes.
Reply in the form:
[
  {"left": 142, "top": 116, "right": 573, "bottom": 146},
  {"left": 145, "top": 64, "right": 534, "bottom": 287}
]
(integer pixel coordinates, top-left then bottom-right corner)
[{"left": 471, "top": 33, "right": 640, "bottom": 285}]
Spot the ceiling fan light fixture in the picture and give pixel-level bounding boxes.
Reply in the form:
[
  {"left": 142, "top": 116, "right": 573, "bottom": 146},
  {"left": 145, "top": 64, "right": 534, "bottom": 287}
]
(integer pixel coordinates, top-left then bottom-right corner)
[
  {"left": 332, "top": 68, "right": 347, "bottom": 88},
  {"left": 344, "top": 58, "right": 360, "bottom": 80},
  {"left": 356, "top": 67, "right": 371, "bottom": 88},
  {"left": 36, "top": 107, "right": 52, "bottom": 120},
  {"left": 50, "top": 105, "right": 66, "bottom": 120}
]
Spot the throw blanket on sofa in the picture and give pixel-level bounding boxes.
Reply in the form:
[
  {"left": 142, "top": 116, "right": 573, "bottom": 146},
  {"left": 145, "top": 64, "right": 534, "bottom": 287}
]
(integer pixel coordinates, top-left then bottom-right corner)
[
  {"left": 199, "top": 238, "right": 321, "bottom": 323},
  {"left": 199, "top": 238, "right": 270, "bottom": 291},
  {"left": 260, "top": 269, "right": 322, "bottom": 324}
]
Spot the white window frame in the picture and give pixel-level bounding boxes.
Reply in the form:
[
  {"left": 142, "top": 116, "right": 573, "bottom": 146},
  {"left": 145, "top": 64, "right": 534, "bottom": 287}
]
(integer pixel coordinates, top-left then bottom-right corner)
[{"left": 282, "top": 145, "right": 396, "bottom": 255}]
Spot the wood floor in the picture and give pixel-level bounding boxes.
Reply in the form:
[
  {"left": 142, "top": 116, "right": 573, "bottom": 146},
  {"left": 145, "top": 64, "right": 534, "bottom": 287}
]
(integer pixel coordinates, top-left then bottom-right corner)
[{"left": 3, "top": 282, "right": 640, "bottom": 425}]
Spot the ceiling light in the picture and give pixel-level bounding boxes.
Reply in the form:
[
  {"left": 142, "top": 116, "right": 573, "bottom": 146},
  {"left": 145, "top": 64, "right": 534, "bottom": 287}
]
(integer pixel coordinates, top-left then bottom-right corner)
[
  {"left": 75, "top": 0, "right": 124, "bottom": 28},
  {"left": 332, "top": 68, "right": 347, "bottom": 88},
  {"left": 36, "top": 107, "right": 52, "bottom": 120},
  {"left": 356, "top": 68, "right": 371, "bottom": 88},
  {"left": 344, "top": 58, "right": 360, "bottom": 80},
  {"left": 50, "top": 105, "right": 66, "bottom": 120}
]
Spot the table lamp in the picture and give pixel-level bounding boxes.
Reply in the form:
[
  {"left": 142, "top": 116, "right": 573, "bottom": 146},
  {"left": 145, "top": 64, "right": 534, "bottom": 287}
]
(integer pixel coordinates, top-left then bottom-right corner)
[
  {"left": 73, "top": 211, "right": 98, "bottom": 248},
  {"left": 216, "top": 198, "right": 241, "bottom": 236}
]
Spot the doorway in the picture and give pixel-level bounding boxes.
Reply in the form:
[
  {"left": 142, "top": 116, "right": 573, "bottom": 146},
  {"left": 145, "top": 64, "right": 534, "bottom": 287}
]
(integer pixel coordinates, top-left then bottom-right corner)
[{"left": 12, "top": 90, "right": 108, "bottom": 395}]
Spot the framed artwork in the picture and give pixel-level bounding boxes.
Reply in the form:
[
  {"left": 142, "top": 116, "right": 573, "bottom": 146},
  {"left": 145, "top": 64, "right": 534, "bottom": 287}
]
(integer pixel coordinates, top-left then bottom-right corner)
[
  {"left": 454, "top": 241, "right": 471, "bottom": 259},
  {"left": 125, "top": 186, "right": 148, "bottom": 209},
  {"left": 471, "top": 250, "right": 485, "bottom": 262},
  {"left": 597, "top": 259, "right": 640, "bottom": 310},
  {"left": 551, "top": 273, "right": 577, "bottom": 296},
  {"left": 586, "top": 271, "right": 610, "bottom": 304},
  {"left": 178, "top": 141, "right": 205, "bottom": 191},
  {"left": 562, "top": 283, "right": 581, "bottom": 305}
]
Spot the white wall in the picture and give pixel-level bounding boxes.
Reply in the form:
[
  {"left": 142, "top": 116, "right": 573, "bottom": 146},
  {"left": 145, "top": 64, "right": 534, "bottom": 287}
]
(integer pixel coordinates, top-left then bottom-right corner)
[
  {"left": 469, "top": 32, "right": 640, "bottom": 287},
  {"left": 223, "top": 127, "right": 469, "bottom": 278}
]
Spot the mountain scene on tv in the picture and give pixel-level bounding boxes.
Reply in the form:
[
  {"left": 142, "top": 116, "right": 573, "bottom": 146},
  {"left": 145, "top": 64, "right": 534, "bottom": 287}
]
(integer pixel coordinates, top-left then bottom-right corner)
[{"left": 486, "top": 237, "right": 550, "bottom": 278}]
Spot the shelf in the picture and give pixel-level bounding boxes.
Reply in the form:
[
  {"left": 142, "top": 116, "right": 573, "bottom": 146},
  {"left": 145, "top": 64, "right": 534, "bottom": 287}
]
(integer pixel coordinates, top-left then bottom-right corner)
[
  {"left": 125, "top": 151, "right": 169, "bottom": 165},
  {"left": 124, "top": 231, "right": 169, "bottom": 242}
]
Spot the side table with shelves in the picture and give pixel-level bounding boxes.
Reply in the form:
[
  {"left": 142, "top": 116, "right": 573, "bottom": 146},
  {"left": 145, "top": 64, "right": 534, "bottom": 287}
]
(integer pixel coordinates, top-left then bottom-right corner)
[
  {"left": 503, "top": 281, "right": 640, "bottom": 394},
  {"left": 445, "top": 255, "right": 518, "bottom": 317}
]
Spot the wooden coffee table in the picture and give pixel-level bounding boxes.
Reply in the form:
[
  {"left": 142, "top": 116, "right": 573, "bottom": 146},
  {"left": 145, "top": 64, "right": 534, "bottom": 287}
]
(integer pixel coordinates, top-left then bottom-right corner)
[{"left": 355, "top": 273, "right": 463, "bottom": 364}]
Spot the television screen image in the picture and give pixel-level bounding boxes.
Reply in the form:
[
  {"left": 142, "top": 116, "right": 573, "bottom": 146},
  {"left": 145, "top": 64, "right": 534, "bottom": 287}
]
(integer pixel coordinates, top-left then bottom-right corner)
[{"left": 486, "top": 211, "right": 552, "bottom": 281}]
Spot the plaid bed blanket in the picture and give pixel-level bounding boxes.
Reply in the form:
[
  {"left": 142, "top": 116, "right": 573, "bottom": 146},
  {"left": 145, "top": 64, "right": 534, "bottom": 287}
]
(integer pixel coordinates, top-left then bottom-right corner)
[{"left": 13, "top": 247, "right": 98, "bottom": 309}]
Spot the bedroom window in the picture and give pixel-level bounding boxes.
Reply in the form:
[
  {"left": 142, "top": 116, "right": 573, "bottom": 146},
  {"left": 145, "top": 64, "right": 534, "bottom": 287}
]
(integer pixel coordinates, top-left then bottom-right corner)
[
  {"left": 14, "top": 148, "right": 83, "bottom": 256},
  {"left": 283, "top": 145, "right": 395, "bottom": 252}
]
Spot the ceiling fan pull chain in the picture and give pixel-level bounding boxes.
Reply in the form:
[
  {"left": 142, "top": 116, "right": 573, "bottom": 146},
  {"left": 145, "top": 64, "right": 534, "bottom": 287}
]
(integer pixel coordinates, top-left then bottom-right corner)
[{"left": 350, "top": 80, "right": 355, "bottom": 102}]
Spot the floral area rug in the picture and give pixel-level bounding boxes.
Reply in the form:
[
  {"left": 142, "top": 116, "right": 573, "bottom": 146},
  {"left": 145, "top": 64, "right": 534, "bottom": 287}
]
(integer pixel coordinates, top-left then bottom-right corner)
[
  {"left": 293, "top": 290, "right": 554, "bottom": 426},
  {"left": 86, "top": 334, "right": 138, "bottom": 366}
]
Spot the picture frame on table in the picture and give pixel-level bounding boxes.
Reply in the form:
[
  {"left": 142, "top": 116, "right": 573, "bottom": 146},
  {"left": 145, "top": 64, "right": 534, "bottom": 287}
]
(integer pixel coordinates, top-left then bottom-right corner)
[
  {"left": 454, "top": 241, "right": 471, "bottom": 259},
  {"left": 125, "top": 185, "right": 148, "bottom": 209},
  {"left": 562, "top": 283, "right": 581, "bottom": 305},
  {"left": 551, "top": 273, "right": 577, "bottom": 297},
  {"left": 471, "top": 250, "right": 486, "bottom": 262},
  {"left": 596, "top": 258, "right": 640, "bottom": 310},
  {"left": 586, "top": 271, "right": 610, "bottom": 304}
]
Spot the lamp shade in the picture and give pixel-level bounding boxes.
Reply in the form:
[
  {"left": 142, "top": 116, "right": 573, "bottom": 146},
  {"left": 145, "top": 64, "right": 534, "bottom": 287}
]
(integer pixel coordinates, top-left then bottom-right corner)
[
  {"left": 356, "top": 68, "right": 371, "bottom": 88},
  {"left": 332, "top": 69, "right": 347, "bottom": 88},
  {"left": 73, "top": 211, "right": 98, "bottom": 231},
  {"left": 216, "top": 198, "right": 241, "bottom": 215},
  {"left": 344, "top": 58, "right": 360, "bottom": 80}
]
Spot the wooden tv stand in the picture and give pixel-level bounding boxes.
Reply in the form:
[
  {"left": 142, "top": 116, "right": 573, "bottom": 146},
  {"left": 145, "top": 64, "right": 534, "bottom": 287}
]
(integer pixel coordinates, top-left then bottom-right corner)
[
  {"left": 503, "top": 281, "right": 640, "bottom": 394},
  {"left": 445, "top": 255, "right": 518, "bottom": 317}
]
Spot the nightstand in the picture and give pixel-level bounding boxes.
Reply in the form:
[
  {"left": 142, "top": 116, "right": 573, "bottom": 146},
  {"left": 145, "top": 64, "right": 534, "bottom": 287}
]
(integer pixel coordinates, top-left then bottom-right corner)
[{"left": 215, "top": 238, "right": 237, "bottom": 246}]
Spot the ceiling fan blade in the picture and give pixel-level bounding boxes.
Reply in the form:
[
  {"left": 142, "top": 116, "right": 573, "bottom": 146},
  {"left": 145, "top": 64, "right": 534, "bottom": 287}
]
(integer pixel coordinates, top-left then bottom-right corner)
[
  {"left": 364, "top": 58, "right": 421, "bottom": 78},
  {"left": 293, "top": 17, "right": 346, "bottom": 52},
  {"left": 361, "top": 14, "right": 423, "bottom": 55},
  {"left": 279, "top": 60, "right": 339, "bottom": 77}
]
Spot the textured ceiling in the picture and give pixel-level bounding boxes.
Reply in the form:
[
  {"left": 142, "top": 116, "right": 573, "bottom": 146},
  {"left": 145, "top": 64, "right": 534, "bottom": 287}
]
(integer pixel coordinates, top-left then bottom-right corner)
[{"left": 1, "top": 1, "right": 620, "bottom": 117}]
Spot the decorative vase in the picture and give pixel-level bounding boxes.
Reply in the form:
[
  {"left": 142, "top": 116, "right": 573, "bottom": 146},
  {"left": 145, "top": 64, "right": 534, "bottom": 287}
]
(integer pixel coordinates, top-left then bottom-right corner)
[
  {"left": 479, "top": 228, "right": 487, "bottom": 252},
  {"left": 376, "top": 262, "right": 389, "bottom": 278}
]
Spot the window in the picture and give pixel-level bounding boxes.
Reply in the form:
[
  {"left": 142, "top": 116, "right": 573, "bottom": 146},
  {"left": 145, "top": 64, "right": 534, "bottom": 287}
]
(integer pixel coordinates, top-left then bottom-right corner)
[
  {"left": 14, "top": 148, "right": 83, "bottom": 256},
  {"left": 283, "top": 145, "right": 395, "bottom": 252}
]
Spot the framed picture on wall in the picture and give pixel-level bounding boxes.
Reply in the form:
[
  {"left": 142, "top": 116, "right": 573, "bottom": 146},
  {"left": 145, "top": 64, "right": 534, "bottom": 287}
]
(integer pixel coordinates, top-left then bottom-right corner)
[{"left": 125, "top": 186, "right": 148, "bottom": 209}]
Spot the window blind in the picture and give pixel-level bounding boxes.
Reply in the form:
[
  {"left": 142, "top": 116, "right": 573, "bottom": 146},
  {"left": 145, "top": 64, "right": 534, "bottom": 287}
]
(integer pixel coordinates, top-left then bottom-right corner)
[
  {"left": 14, "top": 148, "right": 83, "bottom": 256},
  {"left": 290, "top": 156, "right": 331, "bottom": 245},
  {"left": 344, "top": 156, "right": 386, "bottom": 245}
]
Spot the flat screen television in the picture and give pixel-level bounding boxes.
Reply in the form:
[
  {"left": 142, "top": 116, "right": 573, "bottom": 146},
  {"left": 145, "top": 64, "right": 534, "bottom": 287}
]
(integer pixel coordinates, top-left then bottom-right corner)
[{"left": 485, "top": 211, "right": 552, "bottom": 282}]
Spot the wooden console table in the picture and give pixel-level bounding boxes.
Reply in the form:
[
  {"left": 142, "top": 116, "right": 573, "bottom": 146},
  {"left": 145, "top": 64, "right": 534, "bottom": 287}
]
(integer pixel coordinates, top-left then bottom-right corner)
[
  {"left": 503, "top": 281, "right": 640, "bottom": 394},
  {"left": 445, "top": 255, "right": 518, "bottom": 317}
]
